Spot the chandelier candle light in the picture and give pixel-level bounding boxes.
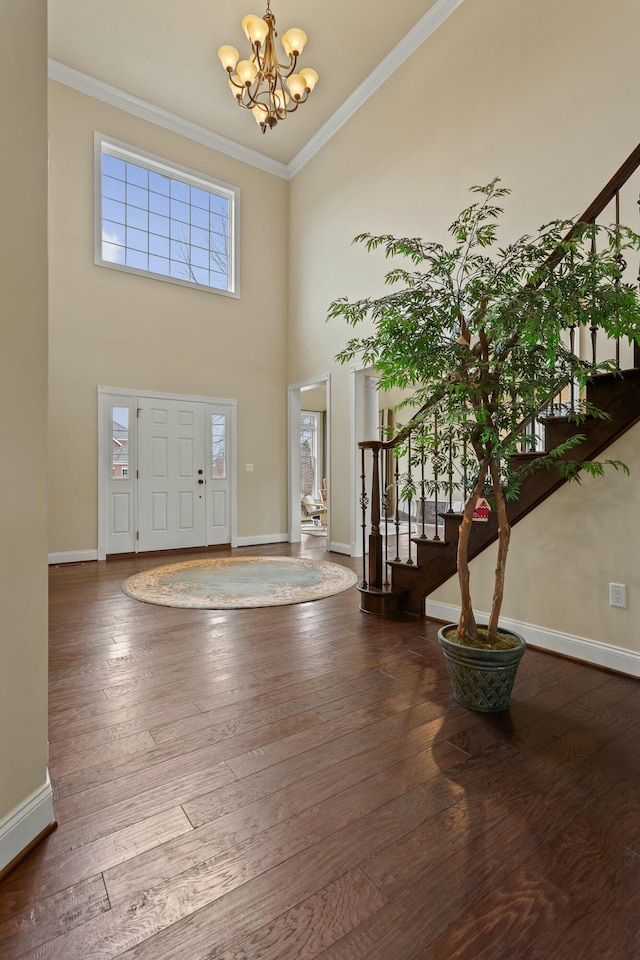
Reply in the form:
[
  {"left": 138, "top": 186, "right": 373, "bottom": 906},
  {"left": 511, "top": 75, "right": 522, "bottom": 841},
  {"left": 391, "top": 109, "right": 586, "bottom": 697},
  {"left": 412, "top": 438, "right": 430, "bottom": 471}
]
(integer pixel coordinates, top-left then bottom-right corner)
[{"left": 218, "top": 1, "right": 318, "bottom": 133}]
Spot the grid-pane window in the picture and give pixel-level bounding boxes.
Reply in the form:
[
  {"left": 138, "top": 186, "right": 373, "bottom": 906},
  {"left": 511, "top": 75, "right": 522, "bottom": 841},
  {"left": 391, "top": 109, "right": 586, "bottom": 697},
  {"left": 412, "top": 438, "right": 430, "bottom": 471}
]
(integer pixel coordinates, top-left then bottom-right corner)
[{"left": 97, "top": 138, "right": 238, "bottom": 296}]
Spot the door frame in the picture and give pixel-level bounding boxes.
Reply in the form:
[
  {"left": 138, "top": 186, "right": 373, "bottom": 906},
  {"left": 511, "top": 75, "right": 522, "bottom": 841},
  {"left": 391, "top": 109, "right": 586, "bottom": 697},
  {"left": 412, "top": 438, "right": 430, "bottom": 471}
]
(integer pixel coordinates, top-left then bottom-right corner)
[
  {"left": 98, "top": 386, "right": 237, "bottom": 559},
  {"left": 287, "top": 374, "right": 331, "bottom": 546}
]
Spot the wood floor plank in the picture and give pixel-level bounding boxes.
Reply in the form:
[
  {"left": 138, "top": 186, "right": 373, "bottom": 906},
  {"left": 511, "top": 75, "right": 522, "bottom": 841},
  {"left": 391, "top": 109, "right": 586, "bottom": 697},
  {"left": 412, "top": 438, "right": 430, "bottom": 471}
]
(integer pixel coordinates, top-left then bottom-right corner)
[
  {"left": 54, "top": 710, "right": 324, "bottom": 801},
  {"left": 50, "top": 729, "right": 156, "bottom": 779},
  {"left": 314, "top": 814, "right": 541, "bottom": 960},
  {"left": 104, "top": 777, "right": 470, "bottom": 960},
  {"left": 0, "top": 808, "right": 193, "bottom": 917},
  {"left": 515, "top": 847, "right": 640, "bottom": 960},
  {"left": 54, "top": 745, "right": 239, "bottom": 821},
  {"left": 148, "top": 669, "right": 395, "bottom": 744},
  {"left": 408, "top": 866, "right": 568, "bottom": 960},
  {"left": 17, "top": 775, "right": 443, "bottom": 959},
  {"left": 104, "top": 735, "right": 467, "bottom": 904},
  {"left": 47, "top": 697, "right": 203, "bottom": 754},
  {"left": 181, "top": 704, "right": 470, "bottom": 830},
  {"left": 2, "top": 544, "right": 637, "bottom": 960},
  {"left": 224, "top": 695, "right": 461, "bottom": 780},
  {"left": 48, "top": 690, "right": 206, "bottom": 742},
  {"left": 0, "top": 874, "right": 110, "bottom": 960},
  {"left": 40, "top": 762, "right": 236, "bottom": 856},
  {"left": 205, "top": 867, "right": 388, "bottom": 960}
]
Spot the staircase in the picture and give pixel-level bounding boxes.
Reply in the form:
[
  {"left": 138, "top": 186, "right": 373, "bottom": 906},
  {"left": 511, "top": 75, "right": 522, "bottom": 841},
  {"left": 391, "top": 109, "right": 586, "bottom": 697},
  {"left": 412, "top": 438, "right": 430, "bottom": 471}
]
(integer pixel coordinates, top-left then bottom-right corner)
[{"left": 356, "top": 145, "right": 640, "bottom": 618}]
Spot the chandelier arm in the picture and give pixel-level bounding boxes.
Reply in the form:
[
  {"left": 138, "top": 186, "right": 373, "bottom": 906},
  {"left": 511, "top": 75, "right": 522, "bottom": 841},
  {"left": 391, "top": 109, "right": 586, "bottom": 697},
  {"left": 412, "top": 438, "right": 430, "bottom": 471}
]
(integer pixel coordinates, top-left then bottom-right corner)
[
  {"left": 252, "top": 45, "right": 265, "bottom": 71},
  {"left": 286, "top": 92, "right": 308, "bottom": 110},
  {"left": 283, "top": 98, "right": 304, "bottom": 115},
  {"left": 279, "top": 57, "right": 299, "bottom": 79},
  {"left": 228, "top": 74, "right": 245, "bottom": 93},
  {"left": 241, "top": 84, "right": 269, "bottom": 109}
]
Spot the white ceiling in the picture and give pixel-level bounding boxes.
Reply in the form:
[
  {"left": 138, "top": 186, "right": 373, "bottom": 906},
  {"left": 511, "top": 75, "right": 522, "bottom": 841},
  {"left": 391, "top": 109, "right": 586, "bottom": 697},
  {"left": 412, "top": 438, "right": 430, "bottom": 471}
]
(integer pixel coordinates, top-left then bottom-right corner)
[{"left": 48, "top": 0, "right": 453, "bottom": 170}]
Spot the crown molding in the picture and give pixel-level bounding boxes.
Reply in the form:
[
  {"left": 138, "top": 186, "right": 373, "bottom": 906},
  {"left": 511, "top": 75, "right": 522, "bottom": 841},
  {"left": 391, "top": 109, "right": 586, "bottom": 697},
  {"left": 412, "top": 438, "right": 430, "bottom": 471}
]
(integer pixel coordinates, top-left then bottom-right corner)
[
  {"left": 48, "top": 0, "right": 463, "bottom": 183},
  {"left": 287, "top": 0, "right": 465, "bottom": 178},
  {"left": 47, "top": 60, "right": 290, "bottom": 181}
]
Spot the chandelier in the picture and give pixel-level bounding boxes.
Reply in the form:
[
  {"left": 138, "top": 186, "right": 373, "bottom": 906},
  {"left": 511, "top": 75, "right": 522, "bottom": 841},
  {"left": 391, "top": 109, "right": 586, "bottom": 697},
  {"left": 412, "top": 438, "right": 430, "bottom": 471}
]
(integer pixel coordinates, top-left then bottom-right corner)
[{"left": 217, "top": 1, "right": 318, "bottom": 133}]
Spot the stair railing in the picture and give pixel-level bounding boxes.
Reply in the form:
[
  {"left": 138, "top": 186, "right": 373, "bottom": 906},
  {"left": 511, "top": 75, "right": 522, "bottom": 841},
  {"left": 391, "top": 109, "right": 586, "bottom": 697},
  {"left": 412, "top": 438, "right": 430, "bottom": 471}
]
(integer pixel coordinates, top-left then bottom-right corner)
[{"left": 358, "top": 143, "right": 640, "bottom": 599}]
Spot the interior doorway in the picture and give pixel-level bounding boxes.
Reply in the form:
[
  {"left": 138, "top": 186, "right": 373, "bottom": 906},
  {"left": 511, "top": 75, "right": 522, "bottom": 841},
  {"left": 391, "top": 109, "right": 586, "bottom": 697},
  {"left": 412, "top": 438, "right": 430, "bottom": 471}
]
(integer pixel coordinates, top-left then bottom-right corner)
[{"left": 287, "top": 375, "right": 331, "bottom": 547}]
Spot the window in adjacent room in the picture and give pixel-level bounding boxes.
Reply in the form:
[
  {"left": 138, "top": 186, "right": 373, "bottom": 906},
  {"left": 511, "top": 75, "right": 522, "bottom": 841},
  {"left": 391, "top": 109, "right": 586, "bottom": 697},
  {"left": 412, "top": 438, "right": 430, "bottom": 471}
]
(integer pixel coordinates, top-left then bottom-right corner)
[
  {"left": 300, "top": 411, "right": 322, "bottom": 498},
  {"left": 95, "top": 135, "right": 239, "bottom": 296}
]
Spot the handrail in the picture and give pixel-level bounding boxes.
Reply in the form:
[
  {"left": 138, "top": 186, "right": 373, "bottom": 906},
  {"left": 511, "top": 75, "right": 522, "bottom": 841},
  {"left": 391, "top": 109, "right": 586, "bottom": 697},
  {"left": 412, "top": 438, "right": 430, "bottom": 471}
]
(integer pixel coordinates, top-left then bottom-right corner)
[
  {"left": 576, "top": 141, "right": 640, "bottom": 225},
  {"left": 357, "top": 144, "right": 640, "bottom": 600},
  {"left": 360, "top": 142, "right": 640, "bottom": 455}
]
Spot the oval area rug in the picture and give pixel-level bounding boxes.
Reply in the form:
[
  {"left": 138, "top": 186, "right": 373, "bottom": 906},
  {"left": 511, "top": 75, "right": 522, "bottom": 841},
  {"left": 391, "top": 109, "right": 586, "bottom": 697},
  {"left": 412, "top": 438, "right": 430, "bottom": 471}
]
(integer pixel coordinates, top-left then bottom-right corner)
[{"left": 122, "top": 556, "right": 359, "bottom": 609}]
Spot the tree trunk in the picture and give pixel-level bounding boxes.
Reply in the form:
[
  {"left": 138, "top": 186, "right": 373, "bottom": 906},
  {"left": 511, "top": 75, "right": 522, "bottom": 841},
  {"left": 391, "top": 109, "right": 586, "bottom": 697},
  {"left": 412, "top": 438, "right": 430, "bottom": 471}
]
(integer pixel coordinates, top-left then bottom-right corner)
[
  {"left": 456, "top": 460, "right": 488, "bottom": 643},
  {"left": 487, "top": 458, "right": 511, "bottom": 642}
]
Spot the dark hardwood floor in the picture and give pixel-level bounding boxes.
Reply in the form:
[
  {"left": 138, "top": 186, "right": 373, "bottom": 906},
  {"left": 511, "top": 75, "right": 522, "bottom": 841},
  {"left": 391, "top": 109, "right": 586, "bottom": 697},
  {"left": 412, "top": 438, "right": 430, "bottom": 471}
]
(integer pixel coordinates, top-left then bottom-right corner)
[{"left": 2, "top": 538, "right": 640, "bottom": 959}]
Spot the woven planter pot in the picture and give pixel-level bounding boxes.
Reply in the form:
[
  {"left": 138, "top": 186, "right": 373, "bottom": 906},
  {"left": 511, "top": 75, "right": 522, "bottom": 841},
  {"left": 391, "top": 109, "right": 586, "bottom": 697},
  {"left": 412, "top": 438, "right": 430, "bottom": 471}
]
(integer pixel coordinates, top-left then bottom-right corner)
[{"left": 437, "top": 624, "right": 526, "bottom": 713}]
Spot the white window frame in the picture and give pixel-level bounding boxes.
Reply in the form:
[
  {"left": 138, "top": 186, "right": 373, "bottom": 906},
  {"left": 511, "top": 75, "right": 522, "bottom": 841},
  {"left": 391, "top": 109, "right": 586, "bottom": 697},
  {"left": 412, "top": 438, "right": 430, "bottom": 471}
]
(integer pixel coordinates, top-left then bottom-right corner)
[{"left": 94, "top": 133, "right": 240, "bottom": 298}]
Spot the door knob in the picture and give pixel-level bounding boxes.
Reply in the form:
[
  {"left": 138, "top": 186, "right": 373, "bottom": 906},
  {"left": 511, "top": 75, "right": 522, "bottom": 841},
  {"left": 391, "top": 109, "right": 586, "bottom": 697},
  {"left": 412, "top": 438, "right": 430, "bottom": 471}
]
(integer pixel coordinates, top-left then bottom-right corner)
[
  {"left": 198, "top": 478, "right": 204, "bottom": 484},
  {"left": 197, "top": 469, "right": 203, "bottom": 475}
]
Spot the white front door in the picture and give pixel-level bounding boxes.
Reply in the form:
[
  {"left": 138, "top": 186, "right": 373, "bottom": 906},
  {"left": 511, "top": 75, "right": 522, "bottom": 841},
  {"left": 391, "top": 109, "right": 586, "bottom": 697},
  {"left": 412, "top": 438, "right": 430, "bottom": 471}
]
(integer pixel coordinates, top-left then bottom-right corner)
[
  {"left": 137, "top": 398, "right": 207, "bottom": 552},
  {"left": 99, "top": 388, "right": 236, "bottom": 557}
]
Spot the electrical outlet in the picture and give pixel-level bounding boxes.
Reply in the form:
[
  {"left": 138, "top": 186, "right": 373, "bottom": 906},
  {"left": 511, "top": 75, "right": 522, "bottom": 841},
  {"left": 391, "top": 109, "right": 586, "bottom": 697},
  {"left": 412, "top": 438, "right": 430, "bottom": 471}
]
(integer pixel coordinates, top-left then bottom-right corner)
[{"left": 609, "top": 583, "right": 627, "bottom": 608}]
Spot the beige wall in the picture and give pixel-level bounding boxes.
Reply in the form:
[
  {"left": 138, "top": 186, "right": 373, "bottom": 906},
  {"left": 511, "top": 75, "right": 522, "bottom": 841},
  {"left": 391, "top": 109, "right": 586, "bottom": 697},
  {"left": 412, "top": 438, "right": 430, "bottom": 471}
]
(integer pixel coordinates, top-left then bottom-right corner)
[
  {"left": 288, "top": 0, "right": 640, "bottom": 646},
  {"left": 48, "top": 83, "right": 289, "bottom": 552},
  {"left": 0, "top": 0, "right": 50, "bottom": 830},
  {"left": 431, "top": 428, "right": 640, "bottom": 651},
  {"left": 301, "top": 385, "right": 327, "bottom": 411}
]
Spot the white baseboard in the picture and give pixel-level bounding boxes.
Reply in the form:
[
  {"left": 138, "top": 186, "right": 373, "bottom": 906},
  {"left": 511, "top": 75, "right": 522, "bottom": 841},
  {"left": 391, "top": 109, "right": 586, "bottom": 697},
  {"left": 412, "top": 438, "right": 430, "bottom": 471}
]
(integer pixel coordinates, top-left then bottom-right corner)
[
  {"left": 426, "top": 601, "right": 640, "bottom": 678},
  {"left": 329, "top": 541, "right": 352, "bottom": 555},
  {"left": 48, "top": 549, "right": 99, "bottom": 565},
  {"left": 234, "top": 533, "right": 289, "bottom": 548},
  {"left": 0, "top": 774, "right": 55, "bottom": 873}
]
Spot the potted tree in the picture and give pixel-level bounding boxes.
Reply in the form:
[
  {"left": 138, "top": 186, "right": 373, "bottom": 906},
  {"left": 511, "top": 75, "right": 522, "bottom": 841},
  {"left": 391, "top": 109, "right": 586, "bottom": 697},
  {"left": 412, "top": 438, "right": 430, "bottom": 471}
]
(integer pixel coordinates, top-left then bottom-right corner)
[{"left": 329, "top": 179, "right": 640, "bottom": 711}]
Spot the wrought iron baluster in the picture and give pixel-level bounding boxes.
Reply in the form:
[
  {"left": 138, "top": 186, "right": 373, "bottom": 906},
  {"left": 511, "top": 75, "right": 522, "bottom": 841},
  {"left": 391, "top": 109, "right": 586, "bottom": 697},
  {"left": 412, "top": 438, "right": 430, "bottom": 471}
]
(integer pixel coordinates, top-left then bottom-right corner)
[
  {"left": 359, "top": 447, "right": 368, "bottom": 589},
  {"left": 368, "top": 445, "right": 382, "bottom": 589},
  {"left": 448, "top": 435, "right": 454, "bottom": 512},
  {"left": 636, "top": 188, "right": 640, "bottom": 368},
  {"left": 419, "top": 428, "right": 427, "bottom": 539},
  {"left": 614, "top": 190, "right": 625, "bottom": 369},
  {"left": 394, "top": 450, "right": 401, "bottom": 562},
  {"left": 569, "top": 324, "right": 576, "bottom": 412},
  {"left": 590, "top": 228, "right": 598, "bottom": 368},
  {"left": 405, "top": 432, "right": 414, "bottom": 565},
  {"left": 432, "top": 413, "right": 441, "bottom": 541},
  {"left": 382, "top": 450, "right": 390, "bottom": 587},
  {"left": 463, "top": 440, "right": 468, "bottom": 501}
]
